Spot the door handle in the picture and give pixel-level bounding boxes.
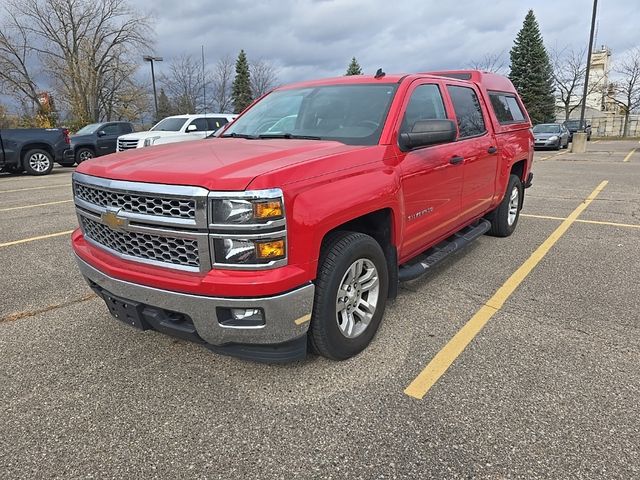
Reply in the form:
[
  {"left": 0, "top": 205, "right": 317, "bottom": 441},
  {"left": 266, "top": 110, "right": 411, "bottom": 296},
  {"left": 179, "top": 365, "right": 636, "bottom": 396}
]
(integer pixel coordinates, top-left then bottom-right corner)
[
  {"left": 449, "top": 156, "right": 464, "bottom": 165},
  {"left": 487, "top": 146, "right": 498, "bottom": 154}
]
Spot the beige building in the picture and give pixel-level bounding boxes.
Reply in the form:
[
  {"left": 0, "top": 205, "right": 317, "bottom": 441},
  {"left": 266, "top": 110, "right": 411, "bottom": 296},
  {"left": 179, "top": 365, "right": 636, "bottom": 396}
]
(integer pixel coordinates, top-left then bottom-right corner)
[{"left": 585, "top": 46, "right": 611, "bottom": 110}]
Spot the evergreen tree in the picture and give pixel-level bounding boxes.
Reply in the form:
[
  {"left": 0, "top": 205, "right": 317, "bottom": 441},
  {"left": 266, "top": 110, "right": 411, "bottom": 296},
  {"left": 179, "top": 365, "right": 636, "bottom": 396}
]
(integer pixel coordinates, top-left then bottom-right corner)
[
  {"left": 508, "top": 10, "right": 556, "bottom": 124},
  {"left": 232, "top": 50, "right": 252, "bottom": 114},
  {"left": 345, "top": 57, "right": 363, "bottom": 76},
  {"left": 156, "top": 88, "right": 174, "bottom": 121}
]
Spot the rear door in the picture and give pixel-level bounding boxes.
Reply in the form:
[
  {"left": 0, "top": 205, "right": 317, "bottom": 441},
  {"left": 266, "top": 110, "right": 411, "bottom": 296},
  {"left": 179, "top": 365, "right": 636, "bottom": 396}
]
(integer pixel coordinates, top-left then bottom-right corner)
[
  {"left": 445, "top": 83, "right": 498, "bottom": 222},
  {"left": 396, "top": 80, "right": 465, "bottom": 260},
  {"left": 96, "top": 123, "right": 122, "bottom": 154}
]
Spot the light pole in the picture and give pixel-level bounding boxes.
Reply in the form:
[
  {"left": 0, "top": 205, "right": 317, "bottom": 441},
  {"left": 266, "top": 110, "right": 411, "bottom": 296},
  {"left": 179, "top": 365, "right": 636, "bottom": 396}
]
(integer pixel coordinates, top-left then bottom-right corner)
[
  {"left": 143, "top": 55, "right": 163, "bottom": 120},
  {"left": 573, "top": 0, "right": 598, "bottom": 153}
]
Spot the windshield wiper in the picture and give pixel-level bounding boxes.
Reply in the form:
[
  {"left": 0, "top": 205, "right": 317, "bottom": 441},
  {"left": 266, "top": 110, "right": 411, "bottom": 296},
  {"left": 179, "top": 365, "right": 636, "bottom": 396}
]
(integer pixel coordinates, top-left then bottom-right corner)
[
  {"left": 258, "top": 133, "right": 322, "bottom": 140},
  {"left": 221, "top": 132, "right": 259, "bottom": 139}
]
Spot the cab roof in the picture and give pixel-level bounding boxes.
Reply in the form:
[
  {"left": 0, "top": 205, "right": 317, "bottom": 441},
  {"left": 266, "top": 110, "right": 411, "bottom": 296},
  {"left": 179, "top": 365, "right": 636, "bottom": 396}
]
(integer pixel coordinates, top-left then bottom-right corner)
[{"left": 277, "top": 69, "right": 516, "bottom": 93}]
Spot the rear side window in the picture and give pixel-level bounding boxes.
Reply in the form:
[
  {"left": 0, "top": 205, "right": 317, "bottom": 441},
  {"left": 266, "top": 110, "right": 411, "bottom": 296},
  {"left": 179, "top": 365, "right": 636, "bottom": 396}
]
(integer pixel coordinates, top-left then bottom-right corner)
[
  {"left": 207, "top": 117, "right": 229, "bottom": 130},
  {"left": 447, "top": 85, "right": 486, "bottom": 138},
  {"left": 400, "top": 84, "right": 447, "bottom": 134},
  {"left": 489, "top": 92, "right": 526, "bottom": 124},
  {"left": 120, "top": 123, "right": 133, "bottom": 134}
]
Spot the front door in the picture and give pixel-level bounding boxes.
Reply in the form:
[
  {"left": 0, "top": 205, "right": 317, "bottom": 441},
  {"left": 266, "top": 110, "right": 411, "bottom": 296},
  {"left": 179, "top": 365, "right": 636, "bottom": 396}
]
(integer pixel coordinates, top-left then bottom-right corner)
[
  {"left": 96, "top": 123, "right": 121, "bottom": 155},
  {"left": 397, "top": 81, "right": 465, "bottom": 260}
]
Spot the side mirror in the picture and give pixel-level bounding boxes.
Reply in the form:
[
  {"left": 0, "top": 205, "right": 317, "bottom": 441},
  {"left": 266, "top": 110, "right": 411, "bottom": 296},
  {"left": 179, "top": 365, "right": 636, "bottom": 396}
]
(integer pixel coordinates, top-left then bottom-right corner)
[
  {"left": 96, "top": 130, "right": 106, "bottom": 137},
  {"left": 399, "top": 119, "right": 457, "bottom": 151},
  {"left": 187, "top": 124, "right": 197, "bottom": 132}
]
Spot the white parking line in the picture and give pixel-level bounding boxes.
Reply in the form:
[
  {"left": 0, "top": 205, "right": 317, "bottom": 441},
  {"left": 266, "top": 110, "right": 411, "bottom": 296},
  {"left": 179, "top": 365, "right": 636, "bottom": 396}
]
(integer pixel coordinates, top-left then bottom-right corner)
[{"left": 0, "top": 200, "right": 73, "bottom": 212}]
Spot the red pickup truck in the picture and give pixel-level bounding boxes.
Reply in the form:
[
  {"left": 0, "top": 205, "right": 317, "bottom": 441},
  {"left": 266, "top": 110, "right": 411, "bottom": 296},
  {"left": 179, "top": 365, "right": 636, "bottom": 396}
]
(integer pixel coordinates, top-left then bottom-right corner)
[{"left": 71, "top": 70, "right": 533, "bottom": 362}]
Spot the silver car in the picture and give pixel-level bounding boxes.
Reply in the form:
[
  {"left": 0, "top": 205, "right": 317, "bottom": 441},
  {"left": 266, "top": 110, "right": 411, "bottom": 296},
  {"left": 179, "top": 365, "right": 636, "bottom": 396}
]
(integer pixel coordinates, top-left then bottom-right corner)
[{"left": 533, "top": 123, "right": 570, "bottom": 150}]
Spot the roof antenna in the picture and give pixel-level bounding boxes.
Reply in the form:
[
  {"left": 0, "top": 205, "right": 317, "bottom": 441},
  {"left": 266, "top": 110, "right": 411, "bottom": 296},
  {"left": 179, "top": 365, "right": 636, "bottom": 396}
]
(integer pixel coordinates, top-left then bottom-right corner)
[{"left": 374, "top": 68, "right": 385, "bottom": 79}]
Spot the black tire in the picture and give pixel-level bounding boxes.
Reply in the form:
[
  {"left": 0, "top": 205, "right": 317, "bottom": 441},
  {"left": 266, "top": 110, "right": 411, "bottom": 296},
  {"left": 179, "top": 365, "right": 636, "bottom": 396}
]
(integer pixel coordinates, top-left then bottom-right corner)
[
  {"left": 22, "top": 149, "right": 54, "bottom": 176},
  {"left": 309, "top": 231, "right": 389, "bottom": 360},
  {"left": 75, "top": 147, "right": 95, "bottom": 164},
  {"left": 563, "top": 140, "right": 569, "bottom": 149},
  {"left": 486, "top": 174, "right": 523, "bottom": 237}
]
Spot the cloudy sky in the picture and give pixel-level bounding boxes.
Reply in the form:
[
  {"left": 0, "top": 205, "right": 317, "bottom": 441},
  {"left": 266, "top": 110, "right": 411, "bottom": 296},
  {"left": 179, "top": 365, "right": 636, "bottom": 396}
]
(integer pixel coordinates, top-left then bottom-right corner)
[{"left": 140, "top": 0, "right": 639, "bottom": 82}]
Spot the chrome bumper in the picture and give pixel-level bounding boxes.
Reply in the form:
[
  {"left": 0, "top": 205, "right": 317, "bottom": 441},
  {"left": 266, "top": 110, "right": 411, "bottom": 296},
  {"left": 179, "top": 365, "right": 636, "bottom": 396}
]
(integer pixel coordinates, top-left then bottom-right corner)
[{"left": 76, "top": 256, "right": 314, "bottom": 346}]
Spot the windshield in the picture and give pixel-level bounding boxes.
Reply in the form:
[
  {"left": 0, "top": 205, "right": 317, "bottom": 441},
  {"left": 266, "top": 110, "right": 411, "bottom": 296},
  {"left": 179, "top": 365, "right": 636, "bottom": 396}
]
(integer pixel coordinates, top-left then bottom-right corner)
[
  {"left": 533, "top": 124, "right": 560, "bottom": 134},
  {"left": 75, "top": 123, "right": 101, "bottom": 135},
  {"left": 223, "top": 83, "right": 398, "bottom": 145},
  {"left": 151, "top": 117, "right": 188, "bottom": 132}
]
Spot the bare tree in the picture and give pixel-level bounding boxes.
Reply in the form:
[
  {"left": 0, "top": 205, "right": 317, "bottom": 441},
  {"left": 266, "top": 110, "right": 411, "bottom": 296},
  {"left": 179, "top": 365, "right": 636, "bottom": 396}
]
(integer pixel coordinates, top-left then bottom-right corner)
[
  {"left": 0, "top": 0, "right": 152, "bottom": 125},
  {"left": 551, "top": 47, "right": 607, "bottom": 121},
  {"left": 0, "top": 9, "right": 41, "bottom": 113},
  {"left": 160, "top": 54, "right": 210, "bottom": 114},
  {"left": 468, "top": 51, "right": 507, "bottom": 74},
  {"left": 250, "top": 59, "right": 279, "bottom": 98},
  {"left": 211, "top": 55, "right": 234, "bottom": 113},
  {"left": 608, "top": 48, "right": 640, "bottom": 137}
]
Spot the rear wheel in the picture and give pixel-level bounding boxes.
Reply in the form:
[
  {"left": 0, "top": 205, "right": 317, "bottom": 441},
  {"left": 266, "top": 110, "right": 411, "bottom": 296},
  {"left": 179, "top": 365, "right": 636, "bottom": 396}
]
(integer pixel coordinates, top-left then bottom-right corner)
[
  {"left": 23, "top": 149, "right": 53, "bottom": 176},
  {"left": 75, "top": 147, "right": 95, "bottom": 164},
  {"left": 309, "top": 232, "right": 389, "bottom": 360},
  {"left": 487, "top": 174, "right": 523, "bottom": 237}
]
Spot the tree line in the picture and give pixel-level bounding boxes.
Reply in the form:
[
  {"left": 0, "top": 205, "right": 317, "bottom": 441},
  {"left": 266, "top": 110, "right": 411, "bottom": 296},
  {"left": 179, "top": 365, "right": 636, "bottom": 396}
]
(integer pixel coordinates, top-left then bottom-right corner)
[{"left": 0, "top": 0, "right": 279, "bottom": 129}]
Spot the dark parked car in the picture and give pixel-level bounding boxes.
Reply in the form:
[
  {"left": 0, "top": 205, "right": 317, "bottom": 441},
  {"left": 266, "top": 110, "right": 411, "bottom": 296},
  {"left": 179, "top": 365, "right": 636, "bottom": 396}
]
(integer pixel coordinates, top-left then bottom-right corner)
[
  {"left": 532, "top": 123, "right": 570, "bottom": 150},
  {"left": 71, "top": 121, "right": 134, "bottom": 163},
  {"left": 564, "top": 119, "right": 592, "bottom": 141},
  {"left": 0, "top": 128, "right": 73, "bottom": 175}
]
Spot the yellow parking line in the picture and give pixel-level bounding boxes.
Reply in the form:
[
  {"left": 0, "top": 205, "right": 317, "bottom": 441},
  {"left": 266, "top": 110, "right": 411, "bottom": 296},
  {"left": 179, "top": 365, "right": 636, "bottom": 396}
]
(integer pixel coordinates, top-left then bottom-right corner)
[
  {"left": 0, "top": 230, "right": 74, "bottom": 248},
  {"left": 522, "top": 213, "right": 640, "bottom": 229},
  {"left": 592, "top": 140, "right": 601, "bottom": 144},
  {"left": 404, "top": 180, "right": 608, "bottom": 400},
  {"left": 623, "top": 148, "right": 636, "bottom": 162},
  {"left": 0, "top": 199, "right": 73, "bottom": 212},
  {"left": 0, "top": 184, "right": 69, "bottom": 194},
  {"left": 539, "top": 150, "right": 568, "bottom": 161}
]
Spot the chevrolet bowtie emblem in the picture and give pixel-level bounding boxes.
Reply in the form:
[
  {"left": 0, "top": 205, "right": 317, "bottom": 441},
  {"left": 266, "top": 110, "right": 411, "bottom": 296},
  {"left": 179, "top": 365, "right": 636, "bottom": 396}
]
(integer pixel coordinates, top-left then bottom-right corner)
[{"left": 101, "top": 210, "right": 128, "bottom": 230}]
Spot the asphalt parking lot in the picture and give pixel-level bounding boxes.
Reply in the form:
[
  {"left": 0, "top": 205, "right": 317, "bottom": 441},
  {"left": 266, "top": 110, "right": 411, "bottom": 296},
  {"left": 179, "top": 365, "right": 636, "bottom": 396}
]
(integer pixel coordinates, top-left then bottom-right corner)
[{"left": 1, "top": 140, "right": 639, "bottom": 479}]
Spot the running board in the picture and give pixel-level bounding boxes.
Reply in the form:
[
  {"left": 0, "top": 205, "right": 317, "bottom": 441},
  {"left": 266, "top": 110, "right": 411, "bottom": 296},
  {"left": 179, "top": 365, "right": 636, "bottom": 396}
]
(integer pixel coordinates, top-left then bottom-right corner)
[{"left": 398, "top": 219, "right": 491, "bottom": 282}]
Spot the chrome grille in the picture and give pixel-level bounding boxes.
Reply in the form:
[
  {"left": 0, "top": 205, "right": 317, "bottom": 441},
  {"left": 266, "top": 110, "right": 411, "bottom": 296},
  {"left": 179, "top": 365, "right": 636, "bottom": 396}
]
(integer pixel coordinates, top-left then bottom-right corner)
[
  {"left": 75, "top": 182, "right": 196, "bottom": 219},
  {"left": 118, "top": 139, "right": 139, "bottom": 151},
  {"left": 80, "top": 216, "right": 200, "bottom": 268}
]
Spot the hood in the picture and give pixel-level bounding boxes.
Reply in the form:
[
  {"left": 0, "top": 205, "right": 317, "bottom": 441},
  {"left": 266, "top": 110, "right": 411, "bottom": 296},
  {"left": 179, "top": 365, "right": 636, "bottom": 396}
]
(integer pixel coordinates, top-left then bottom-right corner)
[
  {"left": 70, "top": 133, "right": 93, "bottom": 145},
  {"left": 118, "top": 131, "right": 183, "bottom": 140},
  {"left": 534, "top": 132, "right": 560, "bottom": 139},
  {"left": 76, "top": 138, "right": 365, "bottom": 191}
]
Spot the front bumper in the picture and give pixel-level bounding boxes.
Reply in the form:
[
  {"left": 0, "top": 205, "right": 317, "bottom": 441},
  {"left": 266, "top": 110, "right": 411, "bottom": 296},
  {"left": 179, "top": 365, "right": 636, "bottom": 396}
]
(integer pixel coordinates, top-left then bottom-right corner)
[
  {"left": 534, "top": 139, "right": 560, "bottom": 149},
  {"left": 76, "top": 255, "right": 315, "bottom": 361}
]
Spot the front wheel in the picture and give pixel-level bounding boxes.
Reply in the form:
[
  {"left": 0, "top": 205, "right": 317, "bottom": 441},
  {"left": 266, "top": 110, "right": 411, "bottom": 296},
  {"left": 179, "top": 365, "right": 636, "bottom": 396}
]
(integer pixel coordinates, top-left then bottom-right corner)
[
  {"left": 487, "top": 174, "right": 523, "bottom": 237},
  {"left": 23, "top": 149, "right": 54, "bottom": 175},
  {"left": 309, "top": 232, "right": 389, "bottom": 360},
  {"left": 75, "top": 147, "right": 95, "bottom": 164}
]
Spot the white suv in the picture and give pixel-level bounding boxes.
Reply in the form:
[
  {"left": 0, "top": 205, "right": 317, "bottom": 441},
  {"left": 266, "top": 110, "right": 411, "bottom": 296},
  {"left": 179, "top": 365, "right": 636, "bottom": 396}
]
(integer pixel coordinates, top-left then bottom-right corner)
[{"left": 116, "top": 114, "right": 236, "bottom": 151}]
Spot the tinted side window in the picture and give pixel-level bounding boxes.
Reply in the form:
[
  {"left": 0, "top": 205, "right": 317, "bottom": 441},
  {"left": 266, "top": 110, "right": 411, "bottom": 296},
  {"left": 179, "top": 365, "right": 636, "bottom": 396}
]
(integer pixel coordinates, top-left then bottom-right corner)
[
  {"left": 400, "top": 84, "right": 447, "bottom": 134},
  {"left": 489, "top": 92, "right": 526, "bottom": 124},
  {"left": 120, "top": 123, "right": 133, "bottom": 134},
  {"left": 189, "top": 118, "right": 208, "bottom": 131},
  {"left": 102, "top": 124, "right": 120, "bottom": 135},
  {"left": 207, "top": 117, "right": 229, "bottom": 130},
  {"left": 447, "top": 85, "right": 486, "bottom": 138}
]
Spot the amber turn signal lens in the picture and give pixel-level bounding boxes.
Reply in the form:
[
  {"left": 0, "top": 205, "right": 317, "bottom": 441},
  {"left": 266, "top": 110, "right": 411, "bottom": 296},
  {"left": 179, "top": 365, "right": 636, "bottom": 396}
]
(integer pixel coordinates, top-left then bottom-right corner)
[
  {"left": 253, "top": 200, "right": 283, "bottom": 219},
  {"left": 256, "top": 239, "right": 285, "bottom": 259}
]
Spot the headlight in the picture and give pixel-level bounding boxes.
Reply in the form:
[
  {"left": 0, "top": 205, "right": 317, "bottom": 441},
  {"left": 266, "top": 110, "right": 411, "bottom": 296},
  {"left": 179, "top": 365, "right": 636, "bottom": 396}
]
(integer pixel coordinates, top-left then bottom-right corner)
[
  {"left": 212, "top": 236, "right": 286, "bottom": 265},
  {"left": 548, "top": 135, "right": 559, "bottom": 141},
  {"left": 208, "top": 189, "right": 287, "bottom": 268},
  {"left": 143, "top": 136, "right": 161, "bottom": 147},
  {"left": 209, "top": 189, "right": 284, "bottom": 226}
]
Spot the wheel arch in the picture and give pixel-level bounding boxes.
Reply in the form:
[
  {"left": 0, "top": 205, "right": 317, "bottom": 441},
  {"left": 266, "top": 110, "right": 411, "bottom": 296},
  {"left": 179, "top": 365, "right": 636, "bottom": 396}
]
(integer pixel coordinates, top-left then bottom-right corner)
[
  {"left": 319, "top": 208, "right": 399, "bottom": 299},
  {"left": 20, "top": 143, "right": 54, "bottom": 165}
]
